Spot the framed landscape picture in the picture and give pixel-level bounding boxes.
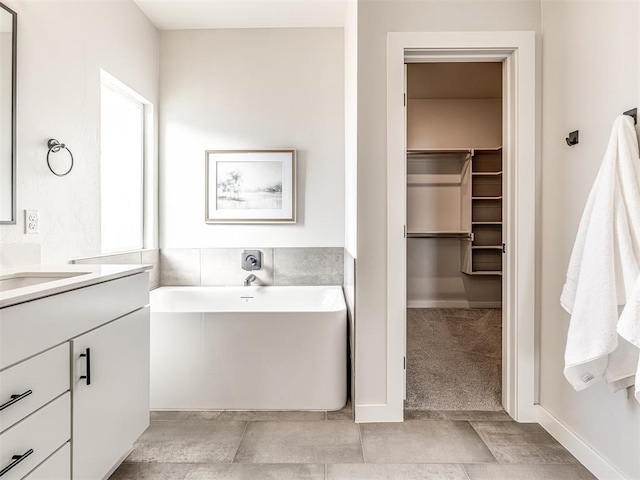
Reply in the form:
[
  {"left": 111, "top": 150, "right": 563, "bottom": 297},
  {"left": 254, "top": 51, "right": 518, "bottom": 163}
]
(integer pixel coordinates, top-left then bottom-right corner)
[{"left": 205, "top": 149, "right": 296, "bottom": 223}]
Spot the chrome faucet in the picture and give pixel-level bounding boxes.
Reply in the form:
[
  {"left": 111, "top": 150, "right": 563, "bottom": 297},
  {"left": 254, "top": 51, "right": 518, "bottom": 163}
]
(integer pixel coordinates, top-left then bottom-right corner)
[{"left": 244, "top": 274, "right": 257, "bottom": 287}]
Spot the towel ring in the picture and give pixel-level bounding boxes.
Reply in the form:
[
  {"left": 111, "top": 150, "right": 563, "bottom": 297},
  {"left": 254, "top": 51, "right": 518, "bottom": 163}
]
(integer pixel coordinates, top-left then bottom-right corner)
[{"left": 46, "top": 139, "right": 74, "bottom": 177}]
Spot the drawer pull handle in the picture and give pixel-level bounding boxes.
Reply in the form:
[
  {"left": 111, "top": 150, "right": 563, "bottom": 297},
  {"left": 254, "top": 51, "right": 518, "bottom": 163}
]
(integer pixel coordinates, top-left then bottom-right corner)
[
  {"left": 0, "top": 390, "right": 32, "bottom": 412},
  {"left": 0, "top": 449, "right": 34, "bottom": 477},
  {"left": 80, "top": 348, "right": 91, "bottom": 385}
]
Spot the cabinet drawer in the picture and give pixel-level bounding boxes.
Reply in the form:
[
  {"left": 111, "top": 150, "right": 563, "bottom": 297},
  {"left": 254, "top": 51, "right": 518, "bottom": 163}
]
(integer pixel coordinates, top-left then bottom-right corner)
[
  {"left": 0, "top": 345, "right": 69, "bottom": 433},
  {"left": 22, "top": 443, "right": 70, "bottom": 480},
  {"left": 0, "top": 393, "right": 70, "bottom": 480}
]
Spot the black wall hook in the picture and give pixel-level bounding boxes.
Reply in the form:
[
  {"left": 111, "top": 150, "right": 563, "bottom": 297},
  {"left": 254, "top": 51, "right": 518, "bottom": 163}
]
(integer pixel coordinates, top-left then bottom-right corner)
[
  {"left": 566, "top": 130, "right": 579, "bottom": 146},
  {"left": 623, "top": 108, "right": 637, "bottom": 125}
]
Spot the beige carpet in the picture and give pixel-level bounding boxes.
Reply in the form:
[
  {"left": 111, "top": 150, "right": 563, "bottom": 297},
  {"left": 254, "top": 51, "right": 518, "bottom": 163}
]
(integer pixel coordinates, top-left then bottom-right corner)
[{"left": 405, "top": 308, "right": 502, "bottom": 411}]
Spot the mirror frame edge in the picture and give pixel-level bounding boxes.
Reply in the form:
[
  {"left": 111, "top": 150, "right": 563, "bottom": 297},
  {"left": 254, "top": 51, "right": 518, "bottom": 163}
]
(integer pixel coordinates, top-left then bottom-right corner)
[{"left": 0, "top": 1, "right": 16, "bottom": 225}]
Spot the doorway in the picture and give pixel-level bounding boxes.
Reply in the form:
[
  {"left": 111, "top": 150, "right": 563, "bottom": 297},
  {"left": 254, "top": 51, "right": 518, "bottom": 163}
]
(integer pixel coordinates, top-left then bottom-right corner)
[
  {"left": 385, "top": 32, "right": 537, "bottom": 423},
  {"left": 405, "top": 62, "right": 504, "bottom": 411}
]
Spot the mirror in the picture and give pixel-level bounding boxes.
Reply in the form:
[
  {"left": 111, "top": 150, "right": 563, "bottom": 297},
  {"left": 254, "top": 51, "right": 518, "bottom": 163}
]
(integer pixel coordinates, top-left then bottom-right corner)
[{"left": 0, "top": 2, "right": 15, "bottom": 224}]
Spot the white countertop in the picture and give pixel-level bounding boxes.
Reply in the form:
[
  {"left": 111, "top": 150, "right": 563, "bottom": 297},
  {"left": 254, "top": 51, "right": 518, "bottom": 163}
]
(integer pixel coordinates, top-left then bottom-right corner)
[{"left": 0, "top": 264, "right": 152, "bottom": 308}]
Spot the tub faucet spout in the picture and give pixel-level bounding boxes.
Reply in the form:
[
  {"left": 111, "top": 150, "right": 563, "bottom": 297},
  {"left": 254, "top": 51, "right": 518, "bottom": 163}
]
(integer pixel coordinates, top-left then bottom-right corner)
[{"left": 244, "top": 274, "right": 257, "bottom": 286}]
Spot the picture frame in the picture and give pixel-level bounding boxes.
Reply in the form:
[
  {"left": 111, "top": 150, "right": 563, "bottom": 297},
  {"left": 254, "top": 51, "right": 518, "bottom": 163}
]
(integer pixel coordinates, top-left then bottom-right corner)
[{"left": 205, "top": 149, "right": 296, "bottom": 223}]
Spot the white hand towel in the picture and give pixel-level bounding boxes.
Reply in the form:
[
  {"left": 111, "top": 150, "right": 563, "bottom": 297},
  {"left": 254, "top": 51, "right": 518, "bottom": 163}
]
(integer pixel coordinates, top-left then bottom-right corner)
[{"left": 561, "top": 115, "right": 640, "bottom": 394}]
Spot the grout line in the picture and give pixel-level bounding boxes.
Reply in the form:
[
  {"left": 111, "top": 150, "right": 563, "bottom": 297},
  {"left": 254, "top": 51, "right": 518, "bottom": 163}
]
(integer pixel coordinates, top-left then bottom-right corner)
[
  {"left": 230, "top": 421, "right": 250, "bottom": 463},
  {"left": 459, "top": 463, "right": 473, "bottom": 480},
  {"left": 270, "top": 248, "right": 276, "bottom": 286},
  {"left": 357, "top": 423, "right": 366, "bottom": 463}
]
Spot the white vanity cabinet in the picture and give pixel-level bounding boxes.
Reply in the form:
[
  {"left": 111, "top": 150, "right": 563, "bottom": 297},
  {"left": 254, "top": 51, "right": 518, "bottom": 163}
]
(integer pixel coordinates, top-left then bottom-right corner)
[
  {"left": 72, "top": 307, "right": 150, "bottom": 480},
  {"left": 0, "top": 267, "right": 150, "bottom": 480}
]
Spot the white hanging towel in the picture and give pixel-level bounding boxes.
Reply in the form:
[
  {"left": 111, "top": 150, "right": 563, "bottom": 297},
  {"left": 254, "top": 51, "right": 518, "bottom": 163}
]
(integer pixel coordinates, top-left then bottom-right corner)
[
  {"left": 560, "top": 115, "right": 640, "bottom": 395},
  {"left": 617, "top": 273, "right": 640, "bottom": 402}
]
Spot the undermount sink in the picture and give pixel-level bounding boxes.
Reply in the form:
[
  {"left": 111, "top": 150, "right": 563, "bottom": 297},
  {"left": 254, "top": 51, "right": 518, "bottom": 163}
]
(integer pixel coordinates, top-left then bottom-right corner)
[{"left": 0, "top": 272, "right": 90, "bottom": 292}]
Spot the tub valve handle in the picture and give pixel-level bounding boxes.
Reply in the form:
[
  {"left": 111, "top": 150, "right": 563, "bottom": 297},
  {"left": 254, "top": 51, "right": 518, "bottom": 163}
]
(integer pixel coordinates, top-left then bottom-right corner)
[{"left": 241, "top": 250, "right": 262, "bottom": 271}]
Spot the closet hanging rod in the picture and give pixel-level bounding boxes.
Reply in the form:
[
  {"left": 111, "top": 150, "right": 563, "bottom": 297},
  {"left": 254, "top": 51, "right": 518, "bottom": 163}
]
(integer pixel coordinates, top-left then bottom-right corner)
[
  {"left": 407, "top": 148, "right": 473, "bottom": 156},
  {"left": 407, "top": 232, "right": 473, "bottom": 240}
]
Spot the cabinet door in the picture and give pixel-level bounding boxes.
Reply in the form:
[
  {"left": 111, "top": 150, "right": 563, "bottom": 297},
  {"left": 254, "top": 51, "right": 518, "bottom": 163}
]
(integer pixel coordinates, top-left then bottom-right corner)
[{"left": 72, "top": 307, "right": 149, "bottom": 480}]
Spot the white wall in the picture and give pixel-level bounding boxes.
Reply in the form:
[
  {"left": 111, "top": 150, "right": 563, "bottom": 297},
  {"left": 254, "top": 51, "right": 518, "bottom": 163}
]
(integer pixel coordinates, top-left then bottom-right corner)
[
  {"left": 344, "top": 0, "right": 357, "bottom": 412},
  {"left": 344, "top": 0, "right": 357, "bottom": 257},
  {"left": 540, "top": 2, "right": 640, "bottom": 478},
  {"left": 355, "top": 0, "right": 541, "bottom": 411},
  {"left": 0, "top": 0, "right": 159, "bottom": 264},
  {"left": 159, "top": 28, "right": 344, "bottom": 248}
]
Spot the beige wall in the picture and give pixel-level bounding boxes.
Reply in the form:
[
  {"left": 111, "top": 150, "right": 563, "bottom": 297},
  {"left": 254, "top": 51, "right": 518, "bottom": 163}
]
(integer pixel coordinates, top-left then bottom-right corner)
[
  {"left": 356, "top": 0, "right": 640, "bottom": 476},
  {"left": 0, "top": 0, "right": 159, "bottom": 263},
  {"left": 355, "top": 0, "right": 541, "bottom": 409},
  {"left": 540, "top": 2, "right": 640, "bottom": 478}
]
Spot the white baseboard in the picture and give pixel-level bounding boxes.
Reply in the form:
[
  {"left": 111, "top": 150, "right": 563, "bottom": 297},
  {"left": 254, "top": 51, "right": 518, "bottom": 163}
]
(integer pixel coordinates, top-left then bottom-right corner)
[
  {"left": 407, "top": 300, "right": 502, "bottom": 309},
  {"left": 468, "top": 301, "right": 502, "bottom": 309},
  {"left": 354, "top": 403, "right": 403, "bottom": 423},
  {"left": 534, "top": 405, "right": 627, "bottom": 480},
  {"left": 407, "top": 300, "right": 469, "bottom": 308}
]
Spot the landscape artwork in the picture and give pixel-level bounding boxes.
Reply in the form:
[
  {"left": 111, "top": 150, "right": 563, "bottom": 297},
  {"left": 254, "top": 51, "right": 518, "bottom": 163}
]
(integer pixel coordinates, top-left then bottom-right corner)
[
  {"left": 205, "top": 149, "right": 296, "bottom": 223},
  {"left": 216, "top": 161, "right": 283, "bottom": 210}
]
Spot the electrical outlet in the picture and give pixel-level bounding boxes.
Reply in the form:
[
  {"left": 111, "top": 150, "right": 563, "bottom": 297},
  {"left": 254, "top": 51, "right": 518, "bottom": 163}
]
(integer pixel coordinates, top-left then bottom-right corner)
[{"left": 25, "top": 209, "right": 39, "bottom": 234}]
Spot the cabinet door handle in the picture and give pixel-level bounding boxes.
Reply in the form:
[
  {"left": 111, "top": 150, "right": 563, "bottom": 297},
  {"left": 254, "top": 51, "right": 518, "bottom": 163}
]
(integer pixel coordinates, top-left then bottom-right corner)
[
  {"left": 0, "top": 390, "right": 32, "bottom": 412},
  {"left": 80, "top": 348, "right": 91, "bottom": 385},
  {"left": 0, "top": 449, "right": 34, "bottom": 477}
]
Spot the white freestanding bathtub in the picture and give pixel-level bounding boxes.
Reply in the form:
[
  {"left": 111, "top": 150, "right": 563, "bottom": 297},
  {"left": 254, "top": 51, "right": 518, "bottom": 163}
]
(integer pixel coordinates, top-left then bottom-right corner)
[{"left": 150, "top": 285, "right": 347, "bottom": 411}]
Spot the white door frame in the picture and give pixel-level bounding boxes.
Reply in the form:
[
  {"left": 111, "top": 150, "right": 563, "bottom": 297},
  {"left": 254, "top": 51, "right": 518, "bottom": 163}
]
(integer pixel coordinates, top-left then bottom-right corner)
[{"left": 386, "top": 31, "right": 537, "bottom": 422}]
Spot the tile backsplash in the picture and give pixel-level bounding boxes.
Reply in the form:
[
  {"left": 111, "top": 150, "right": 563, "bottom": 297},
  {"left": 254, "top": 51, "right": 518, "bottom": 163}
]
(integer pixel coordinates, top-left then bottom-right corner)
[
  {"left": 72, "top": 247, "right": 343, "bottom": 289},
  {"left": 273, "top": 248, "right": 343, "bottom": 286},
  {"left": 160, "top": 247, "right": 343, "bottom": 287}
]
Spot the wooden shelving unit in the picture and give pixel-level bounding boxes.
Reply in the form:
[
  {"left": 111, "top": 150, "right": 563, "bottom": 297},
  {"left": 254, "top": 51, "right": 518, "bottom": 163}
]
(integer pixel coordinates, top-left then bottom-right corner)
[
  {"left": 405, "top": 147, "right": 503, "bottom": 276},
  {"left": 463, "top": 148, "right": 503, "bottom": 275}
]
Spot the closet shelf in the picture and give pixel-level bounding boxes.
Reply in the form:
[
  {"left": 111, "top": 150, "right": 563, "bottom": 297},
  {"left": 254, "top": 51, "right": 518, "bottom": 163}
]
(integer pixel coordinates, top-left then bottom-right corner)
[
  {"left": 472, "top": 221, "right": 502, "bottom": 225},
  {"left": 472, "top": 246, "right": 502, "bottom": 250},
  {"left": 407, "top": 146, "right": 502, "bottom": 154},
  {"left": 472, "top": 171, "right": 502, "bottom": 176},
  {"left": 468, "top": 271, "right": 503, "bottom": 276},
  {"left": 472, "top": 196, "right": 503, "bottom": 200},
  {"left": 407, "top": 231, "right": 472, "bottom": 239}
]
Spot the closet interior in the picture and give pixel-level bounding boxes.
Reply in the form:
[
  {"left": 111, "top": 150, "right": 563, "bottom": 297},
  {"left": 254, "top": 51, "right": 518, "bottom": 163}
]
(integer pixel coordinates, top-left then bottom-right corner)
[{"left": 405, "top": 62, "right": 504, "bottom": 411}]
